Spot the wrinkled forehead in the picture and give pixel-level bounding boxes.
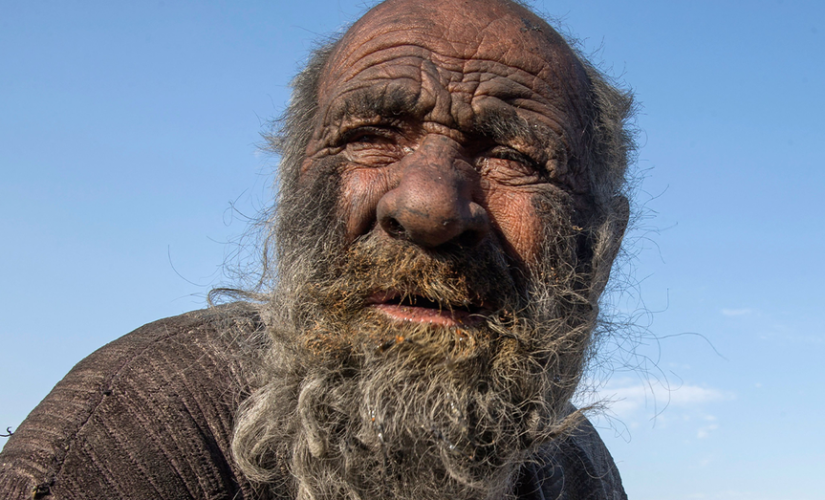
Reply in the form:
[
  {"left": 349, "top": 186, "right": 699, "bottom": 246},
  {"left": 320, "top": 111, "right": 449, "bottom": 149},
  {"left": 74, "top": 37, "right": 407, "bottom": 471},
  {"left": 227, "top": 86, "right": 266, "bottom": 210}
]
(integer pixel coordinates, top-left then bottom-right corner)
[{"left": 317, "top": 0, "right": 590, "bottom": 118}]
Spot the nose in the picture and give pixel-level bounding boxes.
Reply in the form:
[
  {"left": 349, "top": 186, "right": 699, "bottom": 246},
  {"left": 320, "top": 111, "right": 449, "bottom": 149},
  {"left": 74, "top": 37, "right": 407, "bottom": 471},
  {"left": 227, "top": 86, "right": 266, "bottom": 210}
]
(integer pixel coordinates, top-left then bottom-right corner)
[{"left": 376, "top": 135, "right": 489, "bottom": 249}]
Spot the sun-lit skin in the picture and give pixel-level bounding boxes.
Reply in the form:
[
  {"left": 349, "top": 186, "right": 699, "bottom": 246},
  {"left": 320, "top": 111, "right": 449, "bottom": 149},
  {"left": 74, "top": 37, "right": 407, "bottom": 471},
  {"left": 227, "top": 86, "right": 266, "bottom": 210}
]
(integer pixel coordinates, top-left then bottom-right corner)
[{"left": 301, "top": 0, "right": 593, "bottom": 327}]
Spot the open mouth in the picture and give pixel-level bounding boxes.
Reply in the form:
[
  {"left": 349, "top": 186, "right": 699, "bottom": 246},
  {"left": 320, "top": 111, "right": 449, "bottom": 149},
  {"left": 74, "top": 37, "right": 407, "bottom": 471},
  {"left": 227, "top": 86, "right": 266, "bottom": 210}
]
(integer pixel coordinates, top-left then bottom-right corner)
[{"left": 366, "top": 291, "right": 488, "bottom": 327}]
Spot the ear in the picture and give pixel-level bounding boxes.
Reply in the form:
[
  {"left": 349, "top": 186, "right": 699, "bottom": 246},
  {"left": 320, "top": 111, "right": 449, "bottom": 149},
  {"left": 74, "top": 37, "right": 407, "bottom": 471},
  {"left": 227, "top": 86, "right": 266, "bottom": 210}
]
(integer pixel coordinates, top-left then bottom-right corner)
[{"left": 588, "top": 194, "right": 630, "bottom": 301}]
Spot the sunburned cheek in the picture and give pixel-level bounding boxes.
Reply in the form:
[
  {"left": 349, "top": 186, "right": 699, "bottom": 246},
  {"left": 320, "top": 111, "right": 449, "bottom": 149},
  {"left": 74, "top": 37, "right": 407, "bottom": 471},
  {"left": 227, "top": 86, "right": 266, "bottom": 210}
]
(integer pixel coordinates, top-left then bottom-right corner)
[
  {"left": 338, "top": 168, "right": 390, "bottom": 239},
  {"left": 487, "top": 192, "right": 545, "bottom": 265}
]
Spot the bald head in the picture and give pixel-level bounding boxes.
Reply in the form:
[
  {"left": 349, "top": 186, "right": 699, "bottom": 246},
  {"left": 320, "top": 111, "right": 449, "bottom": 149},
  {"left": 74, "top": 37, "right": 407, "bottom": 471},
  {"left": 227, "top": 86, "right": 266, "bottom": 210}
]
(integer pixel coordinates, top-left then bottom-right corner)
[{"left": 325, "top": 0, "right": 589, "bottom": 93}]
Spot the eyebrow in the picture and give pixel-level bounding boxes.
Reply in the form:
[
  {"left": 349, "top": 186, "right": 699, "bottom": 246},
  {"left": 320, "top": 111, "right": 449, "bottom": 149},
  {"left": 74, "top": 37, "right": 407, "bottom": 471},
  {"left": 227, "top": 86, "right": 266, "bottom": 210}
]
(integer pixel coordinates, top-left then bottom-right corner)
[
  {"left": 472, "top": 106, "right": 541, "bottom": 145},
  {"left": 471, "top": 105, "right": 567, "bottom": 163},
  {"left": 326, "top": 84, "right": 423, "bottom": 125},
  {"left": 326, "top": 83, "right": 564, "bottom": 155}
]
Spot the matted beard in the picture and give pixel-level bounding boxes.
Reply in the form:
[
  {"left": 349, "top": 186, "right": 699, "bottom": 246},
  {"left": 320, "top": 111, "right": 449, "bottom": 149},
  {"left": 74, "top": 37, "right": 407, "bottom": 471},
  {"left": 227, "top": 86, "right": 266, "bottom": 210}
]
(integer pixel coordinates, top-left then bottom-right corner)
[{"left": 233, "top": 227, "right": 595, "bottom": 500}]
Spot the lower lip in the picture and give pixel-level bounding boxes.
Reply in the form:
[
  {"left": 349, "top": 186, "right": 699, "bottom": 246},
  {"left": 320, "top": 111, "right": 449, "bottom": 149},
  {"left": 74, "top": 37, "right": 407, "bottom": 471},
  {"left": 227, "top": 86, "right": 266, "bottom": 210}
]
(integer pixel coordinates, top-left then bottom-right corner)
[{"left": 371, "top": 303, "right": 483, "bottom": 327}]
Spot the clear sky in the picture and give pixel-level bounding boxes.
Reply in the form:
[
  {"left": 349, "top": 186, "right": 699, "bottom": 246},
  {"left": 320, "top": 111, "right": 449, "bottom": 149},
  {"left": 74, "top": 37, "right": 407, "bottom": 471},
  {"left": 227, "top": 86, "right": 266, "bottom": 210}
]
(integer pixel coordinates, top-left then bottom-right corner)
[{"left": 2, "top": 1, "right": 823, "bottom": 499}]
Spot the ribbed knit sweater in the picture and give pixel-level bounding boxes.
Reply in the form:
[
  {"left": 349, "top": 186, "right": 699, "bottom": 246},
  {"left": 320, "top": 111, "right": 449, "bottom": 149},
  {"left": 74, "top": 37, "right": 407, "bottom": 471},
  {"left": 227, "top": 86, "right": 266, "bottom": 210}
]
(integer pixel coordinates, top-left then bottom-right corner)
[{"left": 0, "top": 304, "right": 626, "bottom": 499}]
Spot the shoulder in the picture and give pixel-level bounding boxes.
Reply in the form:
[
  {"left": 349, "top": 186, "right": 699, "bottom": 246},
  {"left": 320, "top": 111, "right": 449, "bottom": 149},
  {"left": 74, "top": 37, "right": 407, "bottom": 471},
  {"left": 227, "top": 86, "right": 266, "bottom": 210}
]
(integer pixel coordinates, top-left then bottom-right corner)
[
  {"left": 0, "top": 303, "right": 266, "bottom": 500},
  {"left": 523, "top": 411, "right": 628, "bottom": 500}
]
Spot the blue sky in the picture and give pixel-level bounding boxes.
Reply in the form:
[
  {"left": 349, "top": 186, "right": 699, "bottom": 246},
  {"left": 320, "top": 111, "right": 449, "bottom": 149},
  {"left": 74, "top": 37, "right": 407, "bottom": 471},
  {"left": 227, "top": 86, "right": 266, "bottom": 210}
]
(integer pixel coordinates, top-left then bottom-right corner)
[{"left": 2, "top": 1, "right": 823, "bottom": 498}]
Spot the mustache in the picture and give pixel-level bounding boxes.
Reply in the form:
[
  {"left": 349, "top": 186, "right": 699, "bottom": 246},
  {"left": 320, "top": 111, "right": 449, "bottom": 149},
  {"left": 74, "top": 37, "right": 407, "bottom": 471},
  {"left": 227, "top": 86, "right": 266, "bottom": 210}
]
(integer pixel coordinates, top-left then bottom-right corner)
[{"left": 307, "top": 231, "right": 526, "bottom": 317}]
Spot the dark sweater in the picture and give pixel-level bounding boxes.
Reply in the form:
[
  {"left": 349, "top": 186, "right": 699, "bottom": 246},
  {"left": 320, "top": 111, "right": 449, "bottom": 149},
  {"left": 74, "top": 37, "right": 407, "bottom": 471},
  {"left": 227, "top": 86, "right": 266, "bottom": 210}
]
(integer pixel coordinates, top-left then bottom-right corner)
[{"left": 0, "top": 304, "right": 626, "bottom": 499}]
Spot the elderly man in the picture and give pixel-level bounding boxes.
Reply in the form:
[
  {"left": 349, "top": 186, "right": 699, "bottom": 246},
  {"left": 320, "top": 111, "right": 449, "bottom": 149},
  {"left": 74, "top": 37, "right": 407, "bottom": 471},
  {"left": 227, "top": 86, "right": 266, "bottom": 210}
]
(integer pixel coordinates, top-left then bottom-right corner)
[{"left": 0, "top": 0, "right": 634, "bottom": 498}]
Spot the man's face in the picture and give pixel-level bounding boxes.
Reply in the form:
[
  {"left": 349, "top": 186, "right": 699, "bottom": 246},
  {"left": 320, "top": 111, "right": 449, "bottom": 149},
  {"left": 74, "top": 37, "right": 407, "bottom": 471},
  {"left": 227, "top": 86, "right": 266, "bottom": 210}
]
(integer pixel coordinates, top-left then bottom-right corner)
[{"left": 299, "top": 0, "right": 592, "bottom": 330}]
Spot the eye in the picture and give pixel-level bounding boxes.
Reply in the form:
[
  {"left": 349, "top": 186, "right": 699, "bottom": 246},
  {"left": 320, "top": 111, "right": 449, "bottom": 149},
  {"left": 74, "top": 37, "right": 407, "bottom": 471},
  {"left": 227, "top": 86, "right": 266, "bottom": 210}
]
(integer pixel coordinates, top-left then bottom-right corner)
[
  {"left": 473, "top": 145, "right": 546, "bottom": 186},
  {"left": 342, "top": 126, "right": 405, "bottom": 166},
  {"left": 342, "top": 126, "right": 399, "bottom": 146},
  {"left": 345, "top": 129, "right": 390, "bottom": 145},
  {"left": 486, "top": 146, "right": 540, "bottom": 171}
]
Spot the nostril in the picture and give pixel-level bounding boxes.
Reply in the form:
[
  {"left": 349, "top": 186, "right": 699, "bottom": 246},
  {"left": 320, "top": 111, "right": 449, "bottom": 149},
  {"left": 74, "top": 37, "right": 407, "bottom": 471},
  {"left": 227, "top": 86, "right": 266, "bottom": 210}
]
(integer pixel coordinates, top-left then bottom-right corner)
[
  {"left": 381, "top": 216, "right": 406, "bottom": 240},
  {"left": 456, "top": 229, "right": 484, "bottom": 248}
]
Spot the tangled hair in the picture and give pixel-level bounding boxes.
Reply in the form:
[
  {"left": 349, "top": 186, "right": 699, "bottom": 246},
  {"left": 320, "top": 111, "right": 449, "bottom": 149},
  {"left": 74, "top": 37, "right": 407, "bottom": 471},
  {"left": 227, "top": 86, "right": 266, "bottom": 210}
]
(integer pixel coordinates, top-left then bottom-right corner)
[{"left": 230, "top": 1, "right": 636, "bottom": 499}]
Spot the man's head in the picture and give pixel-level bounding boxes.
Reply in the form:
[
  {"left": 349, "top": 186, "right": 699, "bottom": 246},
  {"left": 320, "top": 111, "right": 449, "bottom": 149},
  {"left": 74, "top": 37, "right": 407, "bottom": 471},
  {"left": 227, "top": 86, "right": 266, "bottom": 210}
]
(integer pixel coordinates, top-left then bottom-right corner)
[{"left": 232, "top": 0, "right": 634, "bottom": 498}]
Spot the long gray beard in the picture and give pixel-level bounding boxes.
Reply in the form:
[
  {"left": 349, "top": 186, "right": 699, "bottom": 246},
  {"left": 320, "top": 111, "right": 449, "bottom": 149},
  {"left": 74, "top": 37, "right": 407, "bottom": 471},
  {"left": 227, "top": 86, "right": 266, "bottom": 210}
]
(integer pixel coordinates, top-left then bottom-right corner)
[
  {"left": 234, "top": 325, "right": 584, "bottom": 500},
  {"left": 284, "top": 342, "right": 547, "bottom": 500},
  {"left": 232, "top": 229, "right": 595, "bottom": 500}
]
